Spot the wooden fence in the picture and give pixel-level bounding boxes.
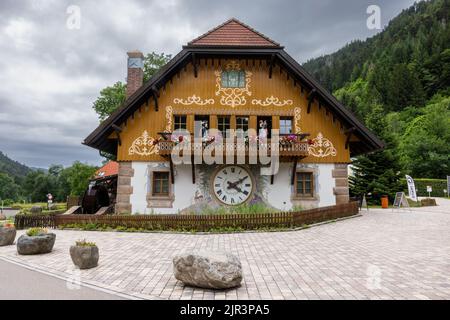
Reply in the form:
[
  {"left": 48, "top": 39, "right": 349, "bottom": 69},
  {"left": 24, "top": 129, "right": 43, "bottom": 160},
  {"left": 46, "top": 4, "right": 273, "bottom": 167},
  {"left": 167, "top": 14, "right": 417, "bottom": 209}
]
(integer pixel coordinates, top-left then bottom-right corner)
[
  {"left": 14, "top": 214, "right": 57, "bottom": 230},
  {"left": 15, "top": 201, "right": 359, "bottom": 231}
]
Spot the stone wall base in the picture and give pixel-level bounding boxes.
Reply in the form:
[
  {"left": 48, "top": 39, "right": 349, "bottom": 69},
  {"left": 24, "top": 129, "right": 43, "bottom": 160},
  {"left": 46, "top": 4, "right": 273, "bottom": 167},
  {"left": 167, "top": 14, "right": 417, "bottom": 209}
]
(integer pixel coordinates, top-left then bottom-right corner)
[
  {"left": 333, "top": 163, "right": 350, "bottom": 204},
  {"left": 115, "top": 162, "right": 134, "bottom": 214}
]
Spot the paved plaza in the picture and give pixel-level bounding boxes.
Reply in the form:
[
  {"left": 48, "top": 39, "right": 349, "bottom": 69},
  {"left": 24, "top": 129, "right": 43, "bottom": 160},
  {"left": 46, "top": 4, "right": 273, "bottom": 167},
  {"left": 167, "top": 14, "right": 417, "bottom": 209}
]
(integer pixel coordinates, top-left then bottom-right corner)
[{"left": 1, "top": 199, "right": 449, "bottom": 300}]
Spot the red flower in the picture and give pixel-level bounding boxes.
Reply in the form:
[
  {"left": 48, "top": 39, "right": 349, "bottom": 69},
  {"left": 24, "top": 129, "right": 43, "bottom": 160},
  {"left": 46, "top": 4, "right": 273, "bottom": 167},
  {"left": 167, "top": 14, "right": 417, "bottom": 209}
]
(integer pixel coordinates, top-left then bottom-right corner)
[{"left": 307, "top": 139, "right": 314, "bottom": 145}]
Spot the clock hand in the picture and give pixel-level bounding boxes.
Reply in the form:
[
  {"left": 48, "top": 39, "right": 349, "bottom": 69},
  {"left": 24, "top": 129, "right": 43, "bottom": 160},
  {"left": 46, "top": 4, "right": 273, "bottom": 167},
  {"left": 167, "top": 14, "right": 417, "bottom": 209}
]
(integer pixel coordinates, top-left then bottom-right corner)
[{"left": 226, "top": 181, "right": 244, "bottom": 193}]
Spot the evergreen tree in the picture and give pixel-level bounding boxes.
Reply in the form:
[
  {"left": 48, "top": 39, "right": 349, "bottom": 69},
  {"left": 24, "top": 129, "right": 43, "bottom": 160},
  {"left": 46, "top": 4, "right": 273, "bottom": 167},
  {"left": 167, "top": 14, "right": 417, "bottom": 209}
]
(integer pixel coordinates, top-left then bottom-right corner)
[{"left": 350, "top": 105, "right": 403, "bottom": 203}]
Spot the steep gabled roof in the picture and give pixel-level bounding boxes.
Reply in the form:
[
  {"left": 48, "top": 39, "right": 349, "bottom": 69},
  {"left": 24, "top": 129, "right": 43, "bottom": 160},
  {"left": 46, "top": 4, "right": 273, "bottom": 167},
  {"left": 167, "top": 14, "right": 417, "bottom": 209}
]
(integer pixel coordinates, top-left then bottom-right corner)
[
  {"left": 84, "top": 19, "right": 384, "bottom": 157},
  {"left": 187, "top": 18, "right": 281, "bottom": 48}
]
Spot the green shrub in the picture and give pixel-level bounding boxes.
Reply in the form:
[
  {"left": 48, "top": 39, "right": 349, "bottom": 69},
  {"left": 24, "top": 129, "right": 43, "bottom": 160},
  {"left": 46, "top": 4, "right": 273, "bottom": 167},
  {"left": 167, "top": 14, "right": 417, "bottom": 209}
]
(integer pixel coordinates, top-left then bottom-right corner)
[
  {"left": 26, "top": 227, "right": 48, "bottom": 236},
  {"left": 75, "top": 239, "right": 96, "bottom": 247},
  {"left": 401, "top": 178, "right": 448, "bottom": 197}
]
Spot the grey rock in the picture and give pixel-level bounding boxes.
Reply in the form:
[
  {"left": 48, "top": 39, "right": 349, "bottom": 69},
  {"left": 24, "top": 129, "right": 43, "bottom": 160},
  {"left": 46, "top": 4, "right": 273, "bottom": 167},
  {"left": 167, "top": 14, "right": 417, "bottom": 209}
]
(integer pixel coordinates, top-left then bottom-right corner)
[
  {"left": 70, "top": 245, "right": 99, "bottom": 269},
  {"left": 17, "top": 233, "right": 56, "bottom": 255},
  {"left": 173, "top": 251, "right": 242, "bottom": 289},
  {"left": 0, "top": 227, "right": 16, "bottom": 246},
  {"left": 30, "top": 206, "right": 43, "bottom": 214}
]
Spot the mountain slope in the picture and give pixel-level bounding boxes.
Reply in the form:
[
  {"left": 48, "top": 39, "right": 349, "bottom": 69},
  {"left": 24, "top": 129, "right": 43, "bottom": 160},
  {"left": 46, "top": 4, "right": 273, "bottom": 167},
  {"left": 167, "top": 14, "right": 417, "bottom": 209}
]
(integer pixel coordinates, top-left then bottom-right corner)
[
  {"left": 0, "top": 151, "right": 31, "bottom": 181},
  {"left": 303, "top": 0, "right": 449, "bottom": 100}
]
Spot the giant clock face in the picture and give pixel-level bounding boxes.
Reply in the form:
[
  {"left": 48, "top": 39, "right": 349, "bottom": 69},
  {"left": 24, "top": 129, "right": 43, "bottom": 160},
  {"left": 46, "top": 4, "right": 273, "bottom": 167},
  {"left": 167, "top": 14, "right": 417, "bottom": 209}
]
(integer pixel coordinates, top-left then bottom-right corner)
[{"left": 212, "top": 166, "right": 254, "bottom": 206}]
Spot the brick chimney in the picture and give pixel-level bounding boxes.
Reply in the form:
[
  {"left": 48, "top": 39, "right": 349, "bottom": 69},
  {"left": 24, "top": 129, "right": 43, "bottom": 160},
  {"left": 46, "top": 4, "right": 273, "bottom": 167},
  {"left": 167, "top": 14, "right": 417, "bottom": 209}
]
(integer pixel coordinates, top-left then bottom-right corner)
[{"left": 126, "top": 50, "right": 144, "bottom": 98}]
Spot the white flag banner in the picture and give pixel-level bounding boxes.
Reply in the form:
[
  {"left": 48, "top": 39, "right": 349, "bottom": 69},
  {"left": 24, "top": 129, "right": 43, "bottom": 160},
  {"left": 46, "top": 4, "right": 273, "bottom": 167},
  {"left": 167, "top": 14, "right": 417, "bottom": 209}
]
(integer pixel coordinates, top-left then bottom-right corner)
[{"left": 405, "top": 175, "right": 417, "bottom": 202}]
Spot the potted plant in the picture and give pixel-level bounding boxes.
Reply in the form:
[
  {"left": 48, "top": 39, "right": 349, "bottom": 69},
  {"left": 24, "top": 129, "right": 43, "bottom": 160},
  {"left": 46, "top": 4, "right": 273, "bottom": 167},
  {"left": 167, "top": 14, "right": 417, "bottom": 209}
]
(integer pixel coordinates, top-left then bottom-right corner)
[
  {"left": 17, "top": 227, "right": 56, "bottom": 255},
  {"left": 70, "top": 239, "right": 99, "bottom": 269},
  {"left": 0, "top": 221, "right": 16, "bottom": 246}
]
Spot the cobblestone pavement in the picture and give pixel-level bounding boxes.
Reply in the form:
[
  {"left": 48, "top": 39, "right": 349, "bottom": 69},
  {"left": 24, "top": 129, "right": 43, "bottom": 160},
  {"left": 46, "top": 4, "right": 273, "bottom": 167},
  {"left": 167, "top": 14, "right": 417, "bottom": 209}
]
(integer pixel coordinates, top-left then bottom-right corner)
[{"left": 1, "top": 200, "right": 449, "bottom": 300}]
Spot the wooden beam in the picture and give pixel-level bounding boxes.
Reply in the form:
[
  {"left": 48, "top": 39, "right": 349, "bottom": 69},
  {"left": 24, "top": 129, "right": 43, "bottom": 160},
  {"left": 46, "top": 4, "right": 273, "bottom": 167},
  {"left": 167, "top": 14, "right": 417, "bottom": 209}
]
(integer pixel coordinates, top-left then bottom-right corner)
[
  {"left": 268, "top": 54, "right": 275, "bottom": 79},
  {"left": 192, "top": 53, "right": 198, "bottom": 78},
  {"left": 345, "top": 127, "right": 356, "bottom": 149},
  {"left": 291, "top": 158, "right": 298, "bottom": 185},
  {"left": 191, "top": 154, "right": 195, "bottom": 184},
  {"left": 307, "top": 88, "right": 317, "bottom": 114},
  {"left": 169, "top": 158, "right": 174, "bottom": 184},
  {"left": 112, "top": 124, "right": 122, "bottom": 146},
  {"left": 151, "top": 86, "right": 159, "bottom": 111}
]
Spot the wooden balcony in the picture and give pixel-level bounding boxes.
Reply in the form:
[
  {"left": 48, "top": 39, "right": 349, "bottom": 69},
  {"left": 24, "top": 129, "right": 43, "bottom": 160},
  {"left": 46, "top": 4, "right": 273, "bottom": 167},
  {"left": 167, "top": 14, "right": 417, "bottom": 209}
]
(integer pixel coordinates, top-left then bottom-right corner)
[{"left": 158, "top": 139, "right": 309, "bottom": 158}]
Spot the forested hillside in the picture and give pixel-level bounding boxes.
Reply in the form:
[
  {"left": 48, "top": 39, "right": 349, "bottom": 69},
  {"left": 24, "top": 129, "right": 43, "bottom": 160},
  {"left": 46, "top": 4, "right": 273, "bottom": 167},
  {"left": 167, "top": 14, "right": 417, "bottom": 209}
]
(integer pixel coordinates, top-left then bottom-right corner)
[{"left": 303, "top": 0, "right": 449, "bottom": 199}]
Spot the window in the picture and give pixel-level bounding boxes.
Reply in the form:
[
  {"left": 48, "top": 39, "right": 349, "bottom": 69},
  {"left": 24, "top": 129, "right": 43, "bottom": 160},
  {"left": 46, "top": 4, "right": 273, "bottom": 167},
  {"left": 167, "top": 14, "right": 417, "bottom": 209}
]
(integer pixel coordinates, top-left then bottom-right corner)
[
  {"left": 221, "top": 70, "right": 246, "bottom": 88},
  {"left": 218, "top": 116, "right": 230, "bottom": 136},
  {"left": 174, "top": 115, "right": 187, "bottom": 130},
  {"left": 296, "top": 172, "right": 313, "bottom": 197},
  {"left": 280, "top": 117, "right": 293, "bottom": 135},
  {"left": 152, "top": 172, "right": 169, "bottom": 196},
  {"left": 236, "top": 116, "right": 249, "bottom": 138}
]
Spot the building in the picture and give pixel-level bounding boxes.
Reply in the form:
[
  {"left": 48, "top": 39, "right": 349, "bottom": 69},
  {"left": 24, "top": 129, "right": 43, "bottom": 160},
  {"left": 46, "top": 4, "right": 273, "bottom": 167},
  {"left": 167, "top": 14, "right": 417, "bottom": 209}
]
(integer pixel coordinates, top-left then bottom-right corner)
[{"left": 84, "top": 19, "right": 383, "bottom": 214}]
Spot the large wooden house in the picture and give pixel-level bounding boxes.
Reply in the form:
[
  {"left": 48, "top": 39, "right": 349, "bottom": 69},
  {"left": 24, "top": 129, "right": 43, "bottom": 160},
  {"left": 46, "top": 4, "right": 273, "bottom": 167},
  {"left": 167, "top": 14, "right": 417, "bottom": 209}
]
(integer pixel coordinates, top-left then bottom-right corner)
[{"left": 84, "top": 19, "right": 383, "bottom": 214}]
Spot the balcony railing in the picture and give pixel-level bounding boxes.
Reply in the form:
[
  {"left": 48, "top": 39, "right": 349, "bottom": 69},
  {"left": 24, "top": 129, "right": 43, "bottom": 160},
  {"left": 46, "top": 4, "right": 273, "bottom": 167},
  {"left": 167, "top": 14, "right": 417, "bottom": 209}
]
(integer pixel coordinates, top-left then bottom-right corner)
[{"left": 157, "top": 138, "right": 309, "bottom": 157}]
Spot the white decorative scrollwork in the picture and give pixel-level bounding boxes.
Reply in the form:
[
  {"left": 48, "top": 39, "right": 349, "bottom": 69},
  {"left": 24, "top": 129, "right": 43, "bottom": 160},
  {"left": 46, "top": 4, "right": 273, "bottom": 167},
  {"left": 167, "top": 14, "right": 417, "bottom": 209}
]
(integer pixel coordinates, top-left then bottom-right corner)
[
  {"left": 128, "top": 130, "right": 158, "bottom": 156},
  {"left": 294, "top": 107, "right": 301, "bottom": 134},
  {"left": 128, "top": 106, "right": 173, "bottom": 156},
  {"left": 173, "top": 95, "right": 214, "bottom": 106},
  {"left": 251, "top": 95, "right": 293, "bottom": 107},
  {"left": 308, "top": 132, "right": 337, "bottom": 158},
  {"left": 215, "top": 60, "right": 252, "bottom": 108},
  {"left": 165, "top": 105, "right": 173, "bottom": 132}
]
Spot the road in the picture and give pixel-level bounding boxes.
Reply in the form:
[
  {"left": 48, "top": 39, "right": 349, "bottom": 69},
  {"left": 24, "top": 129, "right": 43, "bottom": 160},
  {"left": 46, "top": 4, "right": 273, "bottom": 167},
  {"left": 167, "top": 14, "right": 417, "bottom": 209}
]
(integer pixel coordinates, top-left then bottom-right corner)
[{"left": 0, "top": 259, "right": 125, "bottom": 300}]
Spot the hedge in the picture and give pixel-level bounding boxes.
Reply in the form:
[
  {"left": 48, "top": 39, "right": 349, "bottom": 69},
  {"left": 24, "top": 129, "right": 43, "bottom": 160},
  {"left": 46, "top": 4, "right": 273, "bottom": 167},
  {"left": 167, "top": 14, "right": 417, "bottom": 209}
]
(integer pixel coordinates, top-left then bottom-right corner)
[{"left": 401, "top": 178, "right": 448, "bottom": 197}]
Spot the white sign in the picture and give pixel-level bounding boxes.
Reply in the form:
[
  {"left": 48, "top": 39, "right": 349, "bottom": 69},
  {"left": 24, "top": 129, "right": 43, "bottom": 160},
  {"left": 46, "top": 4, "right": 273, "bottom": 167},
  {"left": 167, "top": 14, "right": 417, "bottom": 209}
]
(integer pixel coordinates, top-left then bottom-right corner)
[
  {"left": 427, "top": 186, "right": 432, "bottom": 193},
  {"left": 405, "top": 175, "right": 417, "bottom": 202},
  {"left": 447, "top": 176, "right": 450, "bottom": 196}
]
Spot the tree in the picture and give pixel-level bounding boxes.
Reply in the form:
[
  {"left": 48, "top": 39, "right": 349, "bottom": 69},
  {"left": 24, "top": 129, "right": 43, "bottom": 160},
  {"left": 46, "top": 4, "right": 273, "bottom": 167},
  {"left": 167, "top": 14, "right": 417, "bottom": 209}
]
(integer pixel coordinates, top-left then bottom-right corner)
[
  {"left": 23, "top": 170, "right": 57, "bottom": 202},
  {"left": 0, "top": 172, "right": 20, "bottom": 201},
  {"left": 92, "top": 82, "right": 126, "bottom": 121},
  {"left": 92, "top": 52, "right": 171, "bottom": 121},
  {"left": 399, "top": 96, "right": 450, "bottom": 178},
  {"left": 64, "top": 161, "right": 97, "bottom": 196},
  {"left": 143, "top": 52, "right": 172, "bottom": 82},
  {"left": 350, "top": 105, "right": 404, "bottom": 203}
]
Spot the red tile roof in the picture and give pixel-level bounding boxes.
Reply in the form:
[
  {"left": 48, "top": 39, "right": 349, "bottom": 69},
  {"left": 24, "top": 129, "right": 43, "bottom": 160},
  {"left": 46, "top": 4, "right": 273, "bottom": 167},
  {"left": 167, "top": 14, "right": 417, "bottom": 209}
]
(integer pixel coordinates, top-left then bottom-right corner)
[
  {"left": 188, "top": 18, "right": 281, "bottom": 47},
  {"left": 94, "top": 161, "right": 118, "bottom": 179}
]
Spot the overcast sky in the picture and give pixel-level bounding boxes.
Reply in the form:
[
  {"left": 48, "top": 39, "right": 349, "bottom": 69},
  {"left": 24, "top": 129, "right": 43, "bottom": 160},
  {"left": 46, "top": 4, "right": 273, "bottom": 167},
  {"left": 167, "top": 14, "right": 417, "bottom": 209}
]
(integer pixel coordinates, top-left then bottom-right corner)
[{"left": 0, "top": 0, "right": 416, "bottom": 168}]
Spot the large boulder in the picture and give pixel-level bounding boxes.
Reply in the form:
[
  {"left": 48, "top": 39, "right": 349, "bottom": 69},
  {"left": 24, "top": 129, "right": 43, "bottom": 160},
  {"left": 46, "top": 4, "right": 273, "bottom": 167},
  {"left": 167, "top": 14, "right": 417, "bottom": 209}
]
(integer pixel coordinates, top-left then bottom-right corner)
[
  {"left": 70, "top": 245, "right": 99, "bottom": 269},
  {"left": 173, "top": 251, "right": 242, "bottom": 289},
  {"left": 17, "top": 233, "right": 56, "bottom": 255},
  {"left": 0, "top": 227, "right": 16, "bottom": 246}
]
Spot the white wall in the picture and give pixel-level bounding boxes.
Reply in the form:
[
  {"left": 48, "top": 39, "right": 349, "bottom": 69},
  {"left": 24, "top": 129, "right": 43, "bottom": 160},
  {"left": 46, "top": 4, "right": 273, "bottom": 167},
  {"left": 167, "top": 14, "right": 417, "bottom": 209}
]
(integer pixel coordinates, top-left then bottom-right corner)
[
  {"left": 265, "top": 163, "right": 336, "bottom": 210},
  {"left": 130, "top": 161, "right": 337, "bottom": 214},
  {"left": 130, "top": 162, "right": 196, "bottom": 214},
  {"left": 316, "top": 163, "right": 336, "bottom": 207},
  {"left": 264, "top": 162, "right": 292, "bottom": 211}
]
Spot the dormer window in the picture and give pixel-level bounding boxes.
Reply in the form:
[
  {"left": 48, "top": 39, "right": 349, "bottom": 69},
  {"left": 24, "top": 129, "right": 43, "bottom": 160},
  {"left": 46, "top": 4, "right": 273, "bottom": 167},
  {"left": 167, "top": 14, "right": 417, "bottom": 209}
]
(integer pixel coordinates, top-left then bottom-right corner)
[{"left": 221, "top": 70, "right": 246, "bottom": 88}]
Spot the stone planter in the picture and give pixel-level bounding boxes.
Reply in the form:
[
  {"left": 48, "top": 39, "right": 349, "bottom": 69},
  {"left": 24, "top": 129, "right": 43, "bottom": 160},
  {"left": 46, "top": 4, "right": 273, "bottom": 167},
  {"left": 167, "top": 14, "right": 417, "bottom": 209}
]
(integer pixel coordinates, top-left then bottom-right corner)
[
  {"left": 0, "top": 227, "right": 16, "bottom": 246},
  {"left": 70, "top": 245, "right": 99, "bottom": 269},
  {"left": 17, "top": 233, "right": 56, "bottom": 255}
]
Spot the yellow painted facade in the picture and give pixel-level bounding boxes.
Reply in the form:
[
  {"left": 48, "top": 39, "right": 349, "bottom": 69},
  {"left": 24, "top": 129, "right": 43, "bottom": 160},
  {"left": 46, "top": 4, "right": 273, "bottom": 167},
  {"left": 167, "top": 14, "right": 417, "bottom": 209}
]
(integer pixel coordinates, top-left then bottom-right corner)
[{"left": 115, "top": 59, "right": 355, "bottom": 163}]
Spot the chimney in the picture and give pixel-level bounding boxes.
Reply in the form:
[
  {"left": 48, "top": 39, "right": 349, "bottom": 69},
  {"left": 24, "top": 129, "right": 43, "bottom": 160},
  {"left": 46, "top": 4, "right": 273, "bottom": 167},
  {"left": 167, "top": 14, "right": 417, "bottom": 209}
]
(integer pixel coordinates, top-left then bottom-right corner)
[{"left": 126, "top": 50, "right": 144, "bottom": 98}]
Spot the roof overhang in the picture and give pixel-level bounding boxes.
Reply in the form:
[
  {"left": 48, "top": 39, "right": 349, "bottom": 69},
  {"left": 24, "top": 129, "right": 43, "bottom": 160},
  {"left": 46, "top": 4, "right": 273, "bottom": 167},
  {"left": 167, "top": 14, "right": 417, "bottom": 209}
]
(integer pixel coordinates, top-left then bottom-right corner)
[{"left": 83, "top": 47, "right": 384, "bottom": 157}]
